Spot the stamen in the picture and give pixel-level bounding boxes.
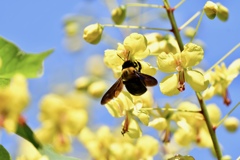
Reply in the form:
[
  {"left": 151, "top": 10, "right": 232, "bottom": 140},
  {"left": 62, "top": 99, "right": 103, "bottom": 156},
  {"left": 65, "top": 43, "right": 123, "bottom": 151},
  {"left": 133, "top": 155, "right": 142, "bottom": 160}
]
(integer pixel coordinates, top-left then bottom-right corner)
[
  {"left": 121, "top": 114, "right": 130, "bottom": 136},
  {"left": 178, "top": 71, "right": 185, "bottom": 92},
  {"left": 223, "top": 88, "right": 231, "bottom": 106}
]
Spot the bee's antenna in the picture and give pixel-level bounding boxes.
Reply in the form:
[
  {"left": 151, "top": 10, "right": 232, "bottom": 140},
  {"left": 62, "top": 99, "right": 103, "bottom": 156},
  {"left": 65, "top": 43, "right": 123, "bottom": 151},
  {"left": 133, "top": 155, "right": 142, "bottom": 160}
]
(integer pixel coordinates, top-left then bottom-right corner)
[{"left": 117, "top": 54, "right": 125, "bottom": 61}]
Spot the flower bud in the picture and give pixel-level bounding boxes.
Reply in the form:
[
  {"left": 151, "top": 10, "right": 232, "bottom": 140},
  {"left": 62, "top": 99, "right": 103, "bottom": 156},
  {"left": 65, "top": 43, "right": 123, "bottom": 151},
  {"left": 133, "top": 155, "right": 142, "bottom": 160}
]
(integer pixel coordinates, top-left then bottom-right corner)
[
  {"left": 207, "top": 104, "right": 221, "bottom": 125},
  {"left": 87, "top": 80, "right": 107, "bottom": 98},
  {"left": 74, "top": 76, "right": 92, "bottom": 90},
  {"left": 184, "top": 27, "right": 196, "bottom": 38},
  {"left": 204, "top": 1, "right": 218, "bottom": 20},
  {"left": 224, "top": 117, "right": 239, "bottom": 132},
  {"left": 111, "top": 5, "right": 126, "bottom": 24},
  {"left": 217, "top": 3, "right": 229, "bottom": 22},
  {"left": 83, "top": 23, "right": 103, "bottom": 44},
  {"left": 64, "top": 21, "right": 79, "bottom": 37}
]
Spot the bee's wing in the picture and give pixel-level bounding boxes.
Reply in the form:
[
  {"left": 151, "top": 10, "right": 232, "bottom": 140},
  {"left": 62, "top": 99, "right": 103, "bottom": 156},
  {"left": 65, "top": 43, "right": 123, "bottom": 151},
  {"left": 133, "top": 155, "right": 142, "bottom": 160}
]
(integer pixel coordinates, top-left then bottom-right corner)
[
  {"left": 101, "top": 78, "right": 123, "bottom": 105},
  {"left": 138, "top": 72, "right": 158, "bottom": 86}
]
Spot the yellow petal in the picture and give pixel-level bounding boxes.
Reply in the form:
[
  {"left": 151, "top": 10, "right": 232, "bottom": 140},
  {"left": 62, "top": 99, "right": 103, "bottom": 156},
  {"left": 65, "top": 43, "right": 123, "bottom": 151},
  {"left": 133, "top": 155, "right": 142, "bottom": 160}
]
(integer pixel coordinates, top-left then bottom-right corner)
[
  {"left": 123, "top": 33, "right": 149, "bottom": 60},
  {"left": 182, "top": 43, "right": 204, "bottom": 67},
  {"left": 207, "top": 104, "right": 221, "bottom": 125},
  {"left": 148, "top": 117, "right": 167, "bottom": 130},
  {"left": 186, "top": 70, "right": 209, "bottom": 92},
  {"left": 123, "top": 117, "right": 142, "bottom": 138},
  {"left": 159, "top": 74, "right": 180, "bottom": 96},
  {"left": 202, "top": 86, "right": 216, "bottom": 100},
  {"left": 157, "top": 52, "right": 177, "bottom": 72},
  {"left": 228, "top": 58, "right": 240, "bottom": 82},
  {"left": 104, "top": 49, "right": 123, "bottom": 68},
  {"left": 138, "top": 61, "right": 157, "bottom": 76}
]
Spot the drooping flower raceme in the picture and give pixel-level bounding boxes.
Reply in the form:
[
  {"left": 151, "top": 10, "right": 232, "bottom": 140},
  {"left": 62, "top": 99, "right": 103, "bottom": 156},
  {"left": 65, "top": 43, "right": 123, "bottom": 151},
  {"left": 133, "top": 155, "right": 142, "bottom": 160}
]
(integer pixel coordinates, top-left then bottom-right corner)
[
  {"left": 0, "top": 74, "right": 29, "bottom": 133},
  {"left": 104, "top": 33, "right": 157, "bottom": 78},
  {"left": 36, "top": 93, "right": 88, "bottom": 153},
  {"left": 105, "top": 90, "right": 155, "bottom": 138},
  {"left": 78, "top": 126, "right": 159, "bottom": 160},
  {"left": 157, "top": 43, "right": 209, "bottom": 96},
  {"left": 203, "top": 59, "right": 240, "bottom": 106}
]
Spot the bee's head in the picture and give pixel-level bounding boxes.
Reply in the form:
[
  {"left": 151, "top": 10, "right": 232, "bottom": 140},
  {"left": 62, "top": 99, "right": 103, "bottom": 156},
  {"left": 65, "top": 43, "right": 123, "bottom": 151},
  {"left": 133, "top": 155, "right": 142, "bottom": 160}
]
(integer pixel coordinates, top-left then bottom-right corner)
[{"left": 122, "top": 60, "right": 135, "bottom": 69}]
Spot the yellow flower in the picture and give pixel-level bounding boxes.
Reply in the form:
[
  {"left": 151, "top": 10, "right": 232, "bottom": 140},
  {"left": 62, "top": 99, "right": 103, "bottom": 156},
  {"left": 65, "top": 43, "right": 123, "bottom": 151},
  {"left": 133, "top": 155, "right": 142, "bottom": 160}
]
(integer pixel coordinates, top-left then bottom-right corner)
[
  {"left": 36, "top": 92, "right": 88, "bottom": 153},
  {"left": 203, "top": 59, "right": 240, "bottom": 106},
  {"left": 78, "top": 126, "right": 158, "bottom": 159},
  {"left": 157, "top": 43, "right": 208, "bottom": 96},
  {"left": 104, "top": 33, "right": 156, "bottom": 77},
  {"left": 145, "top": 33, "right": 180, "bottom": 55},
  {"left": 0, "top": 74, "right": 29, "bottom": 133},
  {"left": 17, "top": 140, "right": 49, "bottom": 160}
]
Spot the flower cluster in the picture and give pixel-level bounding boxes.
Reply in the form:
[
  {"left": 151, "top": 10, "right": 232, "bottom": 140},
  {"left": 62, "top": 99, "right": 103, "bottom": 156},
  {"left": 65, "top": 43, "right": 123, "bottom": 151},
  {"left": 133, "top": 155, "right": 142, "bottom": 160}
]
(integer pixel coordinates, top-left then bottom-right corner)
[
  {"left": 75, "top": 54, "right": 107, "bottom": 98},
  {"left": 145, "top": 33, "right": 180, "bottom": 55},
  {"left": 172, "top": 102, "right": 221, "bottom": 148},
  {"left": 203, "top": 59, "right": 240, "bottom": 106},
  {"left": 106, "top": 90, "right": 154, "bottom": 138},
  {"left": 36, "top": 93, "right": 88, "bottom": 153},
  {"left": 0, "top": 74, "right": 29, "bottom": 133},
  {"left": 78, "top": 126, "right": 159, "bottom": 160},
  {"left": 204, "top": 1, "right": 229, "bottom": 21}
]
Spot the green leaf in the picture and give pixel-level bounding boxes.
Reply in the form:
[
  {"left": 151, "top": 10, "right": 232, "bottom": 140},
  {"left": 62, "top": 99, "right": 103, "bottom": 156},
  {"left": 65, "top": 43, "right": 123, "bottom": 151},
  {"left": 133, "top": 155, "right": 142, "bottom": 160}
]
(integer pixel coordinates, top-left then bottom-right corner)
[
  {"left": 16, "top": 122, "right": 41, "bottom": 149},
  {"left": 0, "top": 145, "right": 11, "bottom": 160},
  {"left": 40, "top": 146, "right": 79, "bottom": 160},
  {"left": 0, "top": 78, "right": 10, "bottom": 87},
  {"left": 0, "top": 36, "right": 53, "bottom": 78}
]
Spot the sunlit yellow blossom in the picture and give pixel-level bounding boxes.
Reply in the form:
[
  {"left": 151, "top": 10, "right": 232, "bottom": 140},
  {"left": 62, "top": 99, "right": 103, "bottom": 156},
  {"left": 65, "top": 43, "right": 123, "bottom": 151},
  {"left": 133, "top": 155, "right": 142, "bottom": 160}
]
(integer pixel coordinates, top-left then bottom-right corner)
[
  {"left": 148, "top": 117, "right": 168, "bottom": 131},
  {"left": 105, "top": 90, "right": 156, "bottom": 137},
  {"left": 203, "top": 59, "right": 240, "bottom": 106},
  {"left": 104, "top": 33, "right": 156, "bottom": 77},
  {"left": 17, "top": 140, "right": 49, "bottom": 160},
  {"left": 0, "top": 74, "right": 29, "bottom": 133},
  {"left": 173, "top": 101, "right": 217, "bottom": 148},
  {"left": 157, "top": 43, "right": 209, "bottom": 96},
  {"left": 145, "top": 33, "right": 180, "bottom": 55},
  {"left": 78, "top": 126, "right": 158, "bottom": 160},
  {"left": 36, "top": 92, "right": 88, "bottom": 153}
]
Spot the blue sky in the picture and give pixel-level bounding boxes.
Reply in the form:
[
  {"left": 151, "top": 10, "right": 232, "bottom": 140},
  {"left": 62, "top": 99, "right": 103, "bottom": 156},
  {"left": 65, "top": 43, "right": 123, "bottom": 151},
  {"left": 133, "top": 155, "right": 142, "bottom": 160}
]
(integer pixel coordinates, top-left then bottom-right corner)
[{"left": 0, "top": 0, "right": 239, "bottom": 159}]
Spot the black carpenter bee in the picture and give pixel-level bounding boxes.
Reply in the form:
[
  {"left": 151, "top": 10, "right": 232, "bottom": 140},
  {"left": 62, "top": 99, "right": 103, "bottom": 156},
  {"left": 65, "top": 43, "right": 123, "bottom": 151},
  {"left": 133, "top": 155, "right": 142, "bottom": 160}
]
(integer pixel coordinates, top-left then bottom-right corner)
[{"left": 101, "top": 59, "right": 158, "bottom": 105}]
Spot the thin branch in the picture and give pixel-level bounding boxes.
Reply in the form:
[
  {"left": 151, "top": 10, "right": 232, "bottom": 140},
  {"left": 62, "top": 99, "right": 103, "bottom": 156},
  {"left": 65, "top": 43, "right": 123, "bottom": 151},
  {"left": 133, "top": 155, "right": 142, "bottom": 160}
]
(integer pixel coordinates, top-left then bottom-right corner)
[
  {"left": 102, "top": 24, "right": 171, "bottom": 32},
  {"left": 190, "top": 9, "right": 205, "bottom": 42},
  {"left": 216, "top": 102, "right": 240, "bottom": 128},
  {"left": 179, "top": 11, "right": 201, "bottom": 30},
  {"left": 125, "top": 3, "right": 164, "bottom": 9},
  {"left": 174, "top": 0, "right": 186, "bottom": 9},
  {"left": 206, "top": 43, "right": 240, "bottom": 73}
]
